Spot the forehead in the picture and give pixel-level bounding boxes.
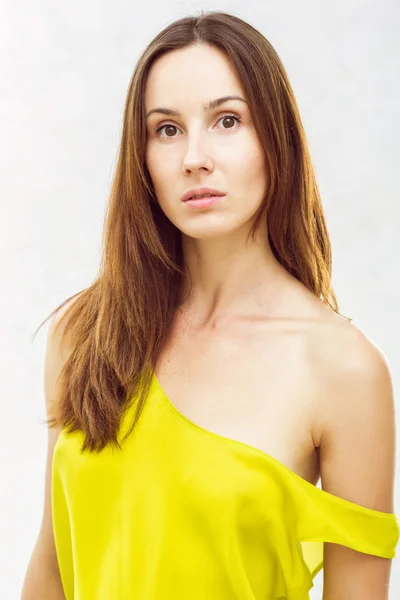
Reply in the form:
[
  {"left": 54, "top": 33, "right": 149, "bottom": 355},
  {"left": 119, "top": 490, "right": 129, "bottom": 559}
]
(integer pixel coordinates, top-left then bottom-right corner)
[{"left": 144, "top": 44, "right": 244, "bottom": 110}]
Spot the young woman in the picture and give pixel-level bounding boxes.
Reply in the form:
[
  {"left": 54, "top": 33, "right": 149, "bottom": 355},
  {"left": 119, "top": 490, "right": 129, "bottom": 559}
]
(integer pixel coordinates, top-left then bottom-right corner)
[{"left": 22, "top": 10, "right": 399, "bottom": 600}]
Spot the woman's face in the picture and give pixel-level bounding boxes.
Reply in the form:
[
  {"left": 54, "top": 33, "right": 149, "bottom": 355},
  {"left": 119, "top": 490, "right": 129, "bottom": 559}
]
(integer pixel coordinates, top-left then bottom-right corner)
[{"left": 144, "top": 43, "right": 268, "bottom": 240}]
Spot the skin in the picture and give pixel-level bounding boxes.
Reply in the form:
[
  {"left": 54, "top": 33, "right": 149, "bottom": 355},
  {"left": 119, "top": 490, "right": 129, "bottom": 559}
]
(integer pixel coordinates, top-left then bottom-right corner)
[
  {"left": 144, "top": 42, "right": 295, "bottom": 328},
  {"left": 143, "top": 43, "right": 396, "bottom": 598}
]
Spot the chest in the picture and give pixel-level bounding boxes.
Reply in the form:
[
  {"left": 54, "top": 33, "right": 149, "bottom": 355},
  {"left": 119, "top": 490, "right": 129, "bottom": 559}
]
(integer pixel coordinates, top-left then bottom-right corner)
[{"left": 153, "top": 316, "right": 320, "bottom": 484}]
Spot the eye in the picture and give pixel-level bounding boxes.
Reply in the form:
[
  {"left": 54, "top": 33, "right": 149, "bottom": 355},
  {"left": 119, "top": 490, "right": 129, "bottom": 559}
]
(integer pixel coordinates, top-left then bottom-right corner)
[{"left": 153, "top": 113, "right": 242, "bottom": 138}]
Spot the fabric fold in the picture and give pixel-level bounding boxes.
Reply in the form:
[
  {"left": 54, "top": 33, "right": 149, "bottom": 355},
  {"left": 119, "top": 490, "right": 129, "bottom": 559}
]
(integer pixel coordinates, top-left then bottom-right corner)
[{"left": 51, "top": 373, "right": 399, "bottom": 600}]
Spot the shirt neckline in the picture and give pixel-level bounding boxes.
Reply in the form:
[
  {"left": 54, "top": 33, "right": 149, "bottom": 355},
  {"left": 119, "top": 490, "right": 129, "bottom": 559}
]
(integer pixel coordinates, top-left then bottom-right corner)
[{"left": 151, "top": 369, "right": 397, "bottom": 521}]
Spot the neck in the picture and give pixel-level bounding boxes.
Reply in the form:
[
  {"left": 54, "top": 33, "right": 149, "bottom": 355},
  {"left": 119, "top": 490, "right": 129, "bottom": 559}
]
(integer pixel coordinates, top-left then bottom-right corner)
[{"left": 178, "top": 223, "right": 290, "bottom": 329}]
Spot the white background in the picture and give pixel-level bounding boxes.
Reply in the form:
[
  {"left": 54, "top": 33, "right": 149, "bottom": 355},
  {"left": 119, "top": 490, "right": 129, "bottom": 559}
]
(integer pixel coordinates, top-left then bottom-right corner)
[{"left": 1, "top": 1, "right": 399, "bottom": 598}]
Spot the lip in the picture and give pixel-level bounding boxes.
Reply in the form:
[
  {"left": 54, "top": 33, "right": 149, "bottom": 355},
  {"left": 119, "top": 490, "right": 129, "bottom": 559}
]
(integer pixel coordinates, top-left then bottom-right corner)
[
  {"left": 181, "top": 187, "right": 226, "bottom": 202},
  {"left": 184, "top": 195, "right": 224, "bottom": 209}
]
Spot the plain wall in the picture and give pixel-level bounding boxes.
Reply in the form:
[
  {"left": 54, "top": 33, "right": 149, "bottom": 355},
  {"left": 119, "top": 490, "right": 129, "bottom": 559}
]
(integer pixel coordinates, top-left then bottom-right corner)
[{"left": 1, "top": 1, "right": 399, "bottom": 597}]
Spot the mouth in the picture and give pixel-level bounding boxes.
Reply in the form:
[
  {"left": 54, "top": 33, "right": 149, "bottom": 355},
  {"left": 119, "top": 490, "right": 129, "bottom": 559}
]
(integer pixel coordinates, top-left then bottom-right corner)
[
  {"left": 183, "top": 194, "right": 225, "bottom": 209},
  {"left": 182, "top": 188, "right": 226, "bottom": 202}
]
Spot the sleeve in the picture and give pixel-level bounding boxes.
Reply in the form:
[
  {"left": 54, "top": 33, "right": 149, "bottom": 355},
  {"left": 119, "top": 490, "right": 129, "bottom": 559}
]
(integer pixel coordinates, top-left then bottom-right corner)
[{"left": 293, "top": 478, "right": 400, "bottom": 578}]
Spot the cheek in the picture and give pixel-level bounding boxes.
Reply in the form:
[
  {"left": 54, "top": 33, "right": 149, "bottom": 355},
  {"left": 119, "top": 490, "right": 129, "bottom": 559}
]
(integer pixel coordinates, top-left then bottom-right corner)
[
  {"left": 229, "top": 144, "right": 267, "bottom": 193},
  {"left": 241, "top": 134, "right": 265, "bottom": 168},
  {"left": 145, "top": 132, "right": 266, "bottom": 189},
  {"left": 224, "top": 131, "right": 265, "bottom": 172},
  {"left": 145, "top": 144, "right": 175, "bottom": 190}
]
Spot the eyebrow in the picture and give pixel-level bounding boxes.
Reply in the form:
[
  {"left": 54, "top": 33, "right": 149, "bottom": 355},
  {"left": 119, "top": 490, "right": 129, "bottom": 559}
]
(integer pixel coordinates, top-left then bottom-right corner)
[{"left": 145, "top": 95, "right": 247, "bottom": 119}]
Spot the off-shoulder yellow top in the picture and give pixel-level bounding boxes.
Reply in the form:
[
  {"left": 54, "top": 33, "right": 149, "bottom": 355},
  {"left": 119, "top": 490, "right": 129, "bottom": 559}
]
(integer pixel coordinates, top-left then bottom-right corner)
[{"left": 52, "top": 371, "right": 400, "bottom": 600}]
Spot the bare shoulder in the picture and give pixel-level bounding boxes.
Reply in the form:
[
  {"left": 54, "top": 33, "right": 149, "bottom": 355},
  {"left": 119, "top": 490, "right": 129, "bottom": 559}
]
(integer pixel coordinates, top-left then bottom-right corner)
[
  {"left": 301, "top": 313, "right": 398, "bottom": 594},
  {"left": 28, "top": 291, "right": 84, "bottom": 579},
  {"left": 310, "top": 312, "right": 393, "bottom": 396},
  {"left": 48, "top": 292, "right": 82, "bottom": 354},
  {"left": 307, "top": 311, "right": 396, "bottom": 512},
  {"left": 44, "top": 293, "right": 83, "bottom": 412},
  {"left": 308, "top": 312, "right": 395, "bottom": 437}
]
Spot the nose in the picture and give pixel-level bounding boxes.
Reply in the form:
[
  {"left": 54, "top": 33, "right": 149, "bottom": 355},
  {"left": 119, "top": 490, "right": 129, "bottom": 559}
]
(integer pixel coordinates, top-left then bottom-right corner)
[{"left": 182, "top": 143, "right": 214, "bottom": 174}]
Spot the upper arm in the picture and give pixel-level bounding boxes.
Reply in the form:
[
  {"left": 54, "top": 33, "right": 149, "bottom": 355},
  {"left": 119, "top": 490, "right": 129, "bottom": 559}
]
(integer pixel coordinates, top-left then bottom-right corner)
[
  {"left": 35, "top": 298, "right": 78, "bottom": 571},
  {"left": 315, "top": 325, "right": 396, "bottom": 599}
]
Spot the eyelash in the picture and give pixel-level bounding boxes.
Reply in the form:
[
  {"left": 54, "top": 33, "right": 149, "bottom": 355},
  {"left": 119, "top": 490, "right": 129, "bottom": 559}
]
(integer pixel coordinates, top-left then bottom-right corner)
[{"left": 153, "top": 114, "right": 242, "bottom": 138}]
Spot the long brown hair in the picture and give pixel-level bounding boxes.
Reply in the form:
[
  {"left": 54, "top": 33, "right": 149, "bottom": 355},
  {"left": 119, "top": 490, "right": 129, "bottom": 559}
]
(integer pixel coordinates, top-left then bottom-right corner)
[{"left": 33, "top": 10, "right": 350, "bottom": 453}]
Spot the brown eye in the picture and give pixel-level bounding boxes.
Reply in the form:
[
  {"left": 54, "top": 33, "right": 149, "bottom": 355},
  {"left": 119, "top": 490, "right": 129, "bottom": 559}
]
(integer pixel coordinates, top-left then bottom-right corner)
[
  {"left": 154, "top": 113, "right": 241, "bottom": 138},
  {"left": 164, "top": 125, "right": 177, "bottom": 137},
  {"left": 217, "top": 114, "right": 241, "bottom": 130},
  {"left": 221, "top": 116, "right": 236, "bottom": 129},
  {"left": 154, "top": 124, "right": 179, "bottom": 137}
]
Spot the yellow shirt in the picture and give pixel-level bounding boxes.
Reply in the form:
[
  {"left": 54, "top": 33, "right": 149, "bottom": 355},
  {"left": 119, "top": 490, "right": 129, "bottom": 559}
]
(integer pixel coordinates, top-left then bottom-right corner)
[{"left": 52, "top": 371, "right": 400, "bottom": 600}]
